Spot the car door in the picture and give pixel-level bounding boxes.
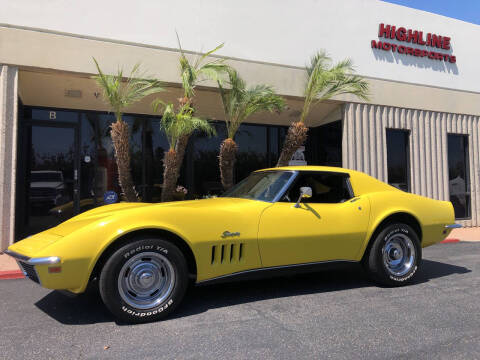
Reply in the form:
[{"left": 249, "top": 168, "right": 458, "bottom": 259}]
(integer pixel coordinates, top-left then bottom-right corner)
[{"left": 257, "top": 171, "right": 370, "bottom": 268}]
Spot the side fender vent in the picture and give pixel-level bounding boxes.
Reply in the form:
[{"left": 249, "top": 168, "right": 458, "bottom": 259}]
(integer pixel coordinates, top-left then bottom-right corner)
[{"left": 211, "top": 242, "right": 244, "bottom": 265}]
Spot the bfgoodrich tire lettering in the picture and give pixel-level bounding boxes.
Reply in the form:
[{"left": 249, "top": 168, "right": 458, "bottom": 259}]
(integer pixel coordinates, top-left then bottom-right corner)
[
  {"left": 99, "top": 238, "right": 188, "bottom": 323},
  {"left": 365, "top": 223, "right": 421, "bottom": 286}
]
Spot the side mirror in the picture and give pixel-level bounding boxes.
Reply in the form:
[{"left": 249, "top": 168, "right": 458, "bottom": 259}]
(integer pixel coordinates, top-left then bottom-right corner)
[{"left": 294, "top": 187, "right": 312, "bottom": 208}]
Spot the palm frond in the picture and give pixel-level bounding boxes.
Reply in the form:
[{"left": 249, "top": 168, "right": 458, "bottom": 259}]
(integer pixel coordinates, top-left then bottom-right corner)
[
  {"left": 218, "top": 69, "right": 285, "bottom": 139},
  {"left": 92, "top": 58, "right": 164, "bottom": 119},
  {"left": 176, "top": 35, "right": 228, "bottom": 102},
  {"left": 300, "top": 51, "right": 369, "bottom": 124},
  {"left": 156, "top": 102, "right": 216, "bottom": 150}
]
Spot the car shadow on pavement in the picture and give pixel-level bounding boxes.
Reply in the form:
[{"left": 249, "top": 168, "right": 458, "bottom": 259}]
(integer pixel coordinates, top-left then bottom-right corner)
[
  {"left": 172, "top": 259, "right": 471, "bottom": 319},
  {"left": 34, "top": 259, "right": 470, "bottom": 325}
]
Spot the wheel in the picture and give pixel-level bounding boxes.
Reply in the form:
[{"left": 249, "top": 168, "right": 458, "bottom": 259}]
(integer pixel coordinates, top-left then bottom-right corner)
[
  {"left": 99, "top": 238, "right": 189, "bottom": 323},
  {"left": 364, "top": 223, "right": 421, "bottom": 286}
]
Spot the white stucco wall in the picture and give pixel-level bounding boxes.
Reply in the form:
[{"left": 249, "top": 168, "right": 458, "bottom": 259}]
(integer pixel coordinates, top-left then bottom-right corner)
[{"left": 0, "top": 0, "right": 479, "bottom": 93}]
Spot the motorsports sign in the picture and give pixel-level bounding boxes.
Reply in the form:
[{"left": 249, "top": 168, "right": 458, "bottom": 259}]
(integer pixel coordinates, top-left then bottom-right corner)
[{"left": 371, "top": 23, "right": 456, "bottom": 63}]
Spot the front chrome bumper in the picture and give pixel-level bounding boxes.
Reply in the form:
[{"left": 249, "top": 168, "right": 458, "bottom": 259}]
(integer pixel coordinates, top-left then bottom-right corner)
[
  {"left": 3, "top": 250, "right": 60, "bottom": 265},
  {"left": 2, "top": 250, "right": 61, "bottom": 285}
]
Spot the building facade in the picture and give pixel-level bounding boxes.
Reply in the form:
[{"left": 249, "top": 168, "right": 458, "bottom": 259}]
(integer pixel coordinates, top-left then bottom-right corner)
[{"left": 1, "top": 0, "right": 480, "bottom": 249}]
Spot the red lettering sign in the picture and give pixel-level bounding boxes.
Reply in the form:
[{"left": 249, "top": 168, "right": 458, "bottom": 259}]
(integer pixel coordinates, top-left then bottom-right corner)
[{"left": 371, "top": 23, "right": 456, "bottom": 64}]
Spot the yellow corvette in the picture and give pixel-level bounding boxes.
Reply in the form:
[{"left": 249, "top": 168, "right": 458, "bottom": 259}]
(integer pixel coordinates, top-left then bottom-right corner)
[{"left": 5, "top": 166, "right": 459, "bottom": 323}]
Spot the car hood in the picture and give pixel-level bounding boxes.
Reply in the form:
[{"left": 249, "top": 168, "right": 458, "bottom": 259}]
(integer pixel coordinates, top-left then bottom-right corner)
[
  {"left": 8, "top": 197, "right": 266, "bottom": 258},
  {"left": 49, "top": 197, "right": 262, "bottom": 237}
]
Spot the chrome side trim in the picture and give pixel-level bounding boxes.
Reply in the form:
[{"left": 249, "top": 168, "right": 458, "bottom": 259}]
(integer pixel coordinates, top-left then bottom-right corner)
[
  {"left": 445, "top": 224, "right": 462, "bottom": 229},
  {"left": 3, "top": 250, "right": 61, "bottom": 265},
  {"left": 346, "top": 177, "right": 355, "bottom": 198},
  {"left": 2, "top": 250, "right": 29, "bottom": 261},
  {"left": 16, "top": 261, "right": 28, "bottom": 277},
  {"left": 272, "top": 171, "right": 298, "bottom": 203},
  {"left": 197, "top": 259, "right": 357, "bottom": 285}
]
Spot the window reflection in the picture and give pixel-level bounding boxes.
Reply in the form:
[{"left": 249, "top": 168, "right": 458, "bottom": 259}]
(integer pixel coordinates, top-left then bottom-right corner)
[
  {"left": 305, "top": 121, "right": 342, "bottom": 167},
  {"left": 235, "top": 124, "right": 268, "bottom": 182},
  {"left": 20, "top": 107, "right": 325, "bottom": 232},
  {"left": 95, "top": 114, "right": 143, "bottom": 201},
  {"left": 190, "top": 122, "right": 226, "bottom": 197},
  {"left": 386, "top": 129, "right": 410, "bottom": 192},
  {"left": 144, "top": 118, "right": 168, "bottom": 202},
  {"left": 27, "top": 125, "right": 76, "bottom": 234},
  {"left": 79, "top": 113, "right": 99, "bottom": 213},
  {"left": 448, "top": 134, "right": 471, "bottom": 219}
]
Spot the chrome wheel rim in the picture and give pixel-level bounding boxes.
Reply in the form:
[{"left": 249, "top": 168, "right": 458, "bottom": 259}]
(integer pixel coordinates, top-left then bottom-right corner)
[
  {"left": 382, "top": 233, "right": 416, "bottom": 277},
  {"left": 118, "top": 252, "right": 175, "bottom": 310}
]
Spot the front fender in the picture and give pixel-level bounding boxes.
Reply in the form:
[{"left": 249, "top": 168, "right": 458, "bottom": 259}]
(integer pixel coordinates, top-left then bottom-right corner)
[{"left": 43, "top": 218, "right": 194, "bottom": 293}]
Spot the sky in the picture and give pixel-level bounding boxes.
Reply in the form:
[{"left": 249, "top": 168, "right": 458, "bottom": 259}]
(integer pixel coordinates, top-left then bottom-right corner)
[{"left": 381, "top": 0, "right": 480, "bottom": 25}]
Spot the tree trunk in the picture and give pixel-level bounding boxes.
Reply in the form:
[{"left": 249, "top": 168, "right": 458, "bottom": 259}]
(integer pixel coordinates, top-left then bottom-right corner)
[
  {"left": 276, "top": 121, "right": 309, "bottom": 167},
  {"left": 110, "top": 118, "right": 139, "bottom": 202},
  {"left": 161, "top": 149, "right": 178, "bottom": 202},
  {"left": 175, "top": 134, "right": 190, "bottom": 169},
  {"left": 160, "top": 98, "right": 194, "bottom": 202},
  {"left": 161, "top": 134, "right": 190, "bottom": 202},
  {"left": 219, "top": 138, "right": 238, "bottom": 190}
]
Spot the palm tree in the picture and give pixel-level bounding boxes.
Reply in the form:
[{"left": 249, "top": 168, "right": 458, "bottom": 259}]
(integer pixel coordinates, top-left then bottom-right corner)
[
  {"left": 158, "top": 35, "right": 229, "bottom": 201},
  {"left": 93, "top": 58, "right": 164, "bottom": 201},
  {"left": 276, "top": 51, "right": 369, "bottom": 167},
  {"left": 218, "top": 69, "right": 285, "bottom": 190},
  {"left": 154, "top": 101, "right": 216, "bottom": 201}
]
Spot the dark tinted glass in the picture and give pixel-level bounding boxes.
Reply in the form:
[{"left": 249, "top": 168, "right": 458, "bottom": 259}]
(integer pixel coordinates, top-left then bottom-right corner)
[
  {"left": 281, "top": 172, "right": 352, "bottom": 203},
  {"left": 96, "top": 114, "right": 143, "bottom": 201},
  {"left": 221, "top": 171, "right": 293, "bottom": 202},
  {"left": 27, "top": 125, "right": 76, "bottom": 234},
  {"left": 186, "top": 122, "right": 288, "bottom": 198},
  {"left": 188, "top": 122, "right": 226, "bottom": 198},
  {"left": 448, "top": 134, "right": 470, "bottom": 219},
  {"left": 235, "top": 124, "right": 268, "bottom": 181},
  {"left": 144, "top": 118, "right": 169, "bottom": 202},
  {"left": 386, "top": 129, "right": 410, "bottom": 192},
  {"left": 305, "top": 121, "right": 342, "bottom": 166},
  {"left": 79, "top": 113, "right": 99, "bottom": 212}
]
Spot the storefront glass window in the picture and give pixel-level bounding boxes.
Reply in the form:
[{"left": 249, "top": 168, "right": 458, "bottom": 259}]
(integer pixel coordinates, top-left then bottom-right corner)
[
  {"left": 189, "top": 122, "right": 226, "bottom": 197},
  {"left": 305, "top": 121, "right": 342, "bottom": 166},
  {"left": 17, "top": 106, "right": 332, "bottom": 238},
  {"left": 144, "top": 118, "right": 169, "bottom": 202},
  {"left": 235, "top": 124, "right": 268, "bottom": 182},
  {"left": 79, "top": 113, "right": 99, "bottom": 213},
  {"left": 26, "top": 125, "right": 77, "bottom": 234},
  {"left": 268, "top": 127, "right": 279, "bottom": 167},
  {"left": 386, "top": 129, "right": 410, "bottom": 192},
  {"left": 447, "top": 134, "right": 471, "bottom": 219},
  {"left": 96, "top": 114, "right": 143, "bottom": 201}
]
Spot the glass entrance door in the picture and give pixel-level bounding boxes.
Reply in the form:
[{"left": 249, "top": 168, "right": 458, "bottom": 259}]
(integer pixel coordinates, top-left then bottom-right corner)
[{"left": 25, "top": 124, "right": 79, "bottom": 235}]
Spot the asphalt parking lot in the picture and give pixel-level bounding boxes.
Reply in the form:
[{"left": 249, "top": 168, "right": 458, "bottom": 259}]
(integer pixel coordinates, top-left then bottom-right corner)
[{"left": 0, "top": 242, "right": 479, "bottom": 360}]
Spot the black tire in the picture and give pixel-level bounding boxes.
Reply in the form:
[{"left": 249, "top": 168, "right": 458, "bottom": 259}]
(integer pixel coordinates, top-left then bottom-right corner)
[
  {"left": 364, "top": 223, "right": 421, "bottom": 286},
  {"left": 99, "top": 238, "right": 189, "bottom": 323}
]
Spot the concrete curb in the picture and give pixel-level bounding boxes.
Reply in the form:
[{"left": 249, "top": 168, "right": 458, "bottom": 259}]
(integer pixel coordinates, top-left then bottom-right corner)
[
  {"left": 441, "top": 239, "right": 460, "bottom": 243},
  {"left": 0, "top": 270, "right": 24, "bottom": 280}
]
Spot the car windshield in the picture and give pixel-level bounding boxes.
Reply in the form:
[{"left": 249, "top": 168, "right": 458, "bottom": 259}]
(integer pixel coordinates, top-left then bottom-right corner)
[
  {"left": 31, "top": 172, "right": 62, "bottom": 182},
  {"left": 221, "top": 171, "right": 294, "bottom": 202}
]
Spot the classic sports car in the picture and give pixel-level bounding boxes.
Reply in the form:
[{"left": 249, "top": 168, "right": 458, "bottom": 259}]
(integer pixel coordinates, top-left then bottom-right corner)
[{"left": 5, "top": 166, "right": 459, "bottom": 323}]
